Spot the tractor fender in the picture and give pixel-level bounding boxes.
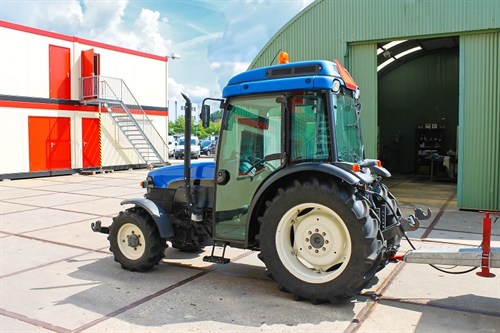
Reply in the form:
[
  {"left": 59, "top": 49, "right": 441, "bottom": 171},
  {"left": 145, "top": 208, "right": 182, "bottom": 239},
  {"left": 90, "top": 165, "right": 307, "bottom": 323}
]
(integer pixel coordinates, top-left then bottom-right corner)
[
  {"left": 245, "top": 163, "right": 361, "bottom": 245},
  {"left": 120, "top": 198, "right": 174, "bottom": 239}
]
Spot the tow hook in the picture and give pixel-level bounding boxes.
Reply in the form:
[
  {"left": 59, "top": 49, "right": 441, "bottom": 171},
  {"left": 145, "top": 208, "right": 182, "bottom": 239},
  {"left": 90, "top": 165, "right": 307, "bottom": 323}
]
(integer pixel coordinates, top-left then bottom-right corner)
[
  {"left": 415, "top": 207, "right": 431, "bottom": 220},
  {"left": 91, "top": 220, "right": 110, "bottom": 234},
  {"left": 399, "top": 208, "right": 431, "bottom": 232}
]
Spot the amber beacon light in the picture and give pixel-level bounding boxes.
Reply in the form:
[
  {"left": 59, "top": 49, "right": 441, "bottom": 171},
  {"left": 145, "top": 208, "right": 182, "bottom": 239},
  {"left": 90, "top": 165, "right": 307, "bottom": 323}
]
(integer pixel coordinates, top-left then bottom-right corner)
[{"left": 278, "top": 51, "right": 290, "bottom": 64}]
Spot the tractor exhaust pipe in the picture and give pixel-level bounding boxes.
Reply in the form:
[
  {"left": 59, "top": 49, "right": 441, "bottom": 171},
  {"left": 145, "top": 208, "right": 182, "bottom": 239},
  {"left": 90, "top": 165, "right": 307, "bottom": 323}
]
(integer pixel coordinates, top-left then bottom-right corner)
[{"left": 181, "top": 93, "right": 203, "bottom": 222}]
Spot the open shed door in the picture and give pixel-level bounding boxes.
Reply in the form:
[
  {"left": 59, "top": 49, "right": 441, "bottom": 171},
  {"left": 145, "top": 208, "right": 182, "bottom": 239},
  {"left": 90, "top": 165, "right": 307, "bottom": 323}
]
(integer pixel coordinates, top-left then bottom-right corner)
[{"left": 347, "top": 43, "right": 378, "bottom": 159}]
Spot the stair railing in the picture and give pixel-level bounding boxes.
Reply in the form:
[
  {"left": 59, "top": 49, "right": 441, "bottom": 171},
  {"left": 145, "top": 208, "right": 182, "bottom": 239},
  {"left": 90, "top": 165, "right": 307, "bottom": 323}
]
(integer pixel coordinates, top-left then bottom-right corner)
[{"left": 81, "top": 75, "right": 167, "bottom": 165}]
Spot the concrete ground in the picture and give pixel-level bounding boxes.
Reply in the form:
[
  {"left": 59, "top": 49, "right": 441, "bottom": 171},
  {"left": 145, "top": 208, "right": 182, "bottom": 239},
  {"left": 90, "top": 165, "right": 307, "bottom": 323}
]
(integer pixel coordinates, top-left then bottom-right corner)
[{"left": 0, "top": 167, "right": 499, "bottom": 333}]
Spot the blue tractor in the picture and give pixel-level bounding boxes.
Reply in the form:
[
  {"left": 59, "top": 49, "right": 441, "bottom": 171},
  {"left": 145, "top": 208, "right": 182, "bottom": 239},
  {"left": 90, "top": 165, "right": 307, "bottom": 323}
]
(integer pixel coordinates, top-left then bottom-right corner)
[{"left": 92, "top": 54, "right": 427, "bottom": 304}]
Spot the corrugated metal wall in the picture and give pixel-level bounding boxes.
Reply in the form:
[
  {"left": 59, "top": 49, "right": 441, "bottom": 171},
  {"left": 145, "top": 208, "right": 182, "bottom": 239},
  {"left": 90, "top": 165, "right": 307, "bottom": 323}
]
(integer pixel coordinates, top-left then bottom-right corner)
[
  {"left": 459, "top": 32, "right": 500, "bottom": 210},
  {"left": 348, "top": 44, "right": 378, "bottom": 158},
  {"left": 250, "top": 0, "right": 500, "bottom": 210}
]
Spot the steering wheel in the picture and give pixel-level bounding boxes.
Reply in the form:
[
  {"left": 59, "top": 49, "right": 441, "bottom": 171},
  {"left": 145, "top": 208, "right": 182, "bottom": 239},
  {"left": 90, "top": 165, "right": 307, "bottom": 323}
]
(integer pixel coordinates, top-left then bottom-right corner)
[
  {"left": 240, "top": 156, "right": 279, "bottom": 175},
  {"left": 240, "top": 157, "right": 264, "bottom": 175}
]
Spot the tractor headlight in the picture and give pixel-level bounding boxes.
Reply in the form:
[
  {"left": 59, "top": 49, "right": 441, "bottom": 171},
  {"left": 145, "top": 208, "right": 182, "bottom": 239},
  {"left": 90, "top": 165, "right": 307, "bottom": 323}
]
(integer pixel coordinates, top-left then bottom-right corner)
[
  {"left": 140, "top": 176, "right": 155, "bottom": 188},
  {"left": 354, "top": 88, "right": 360, "bottom": 99},
  {"left": 147, "top": 176, "right": 154, "bottom": 188},
  {"left": 332, "top": 79, "right": 341, "bottom": 93}
]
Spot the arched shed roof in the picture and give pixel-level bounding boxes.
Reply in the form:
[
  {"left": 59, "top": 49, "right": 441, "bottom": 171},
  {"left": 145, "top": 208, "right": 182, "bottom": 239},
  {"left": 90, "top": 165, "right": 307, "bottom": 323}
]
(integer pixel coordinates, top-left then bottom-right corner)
[{"left": 250, "top": 0, "right": 500, "bottom": 69}]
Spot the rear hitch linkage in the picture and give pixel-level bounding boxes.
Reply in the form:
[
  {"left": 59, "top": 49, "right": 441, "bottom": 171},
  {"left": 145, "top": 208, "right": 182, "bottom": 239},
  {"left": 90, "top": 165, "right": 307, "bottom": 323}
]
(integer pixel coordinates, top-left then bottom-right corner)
[{"left": 91, "top": 220, "right": 110, "bottom": 234}]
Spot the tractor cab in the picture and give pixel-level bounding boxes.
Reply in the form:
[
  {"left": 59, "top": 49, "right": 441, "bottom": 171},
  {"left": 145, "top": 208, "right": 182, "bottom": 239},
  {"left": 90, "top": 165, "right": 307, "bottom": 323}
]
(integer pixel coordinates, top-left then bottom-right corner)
[{"left": 200, "top": 56, "right": 389, "bottom": 245}]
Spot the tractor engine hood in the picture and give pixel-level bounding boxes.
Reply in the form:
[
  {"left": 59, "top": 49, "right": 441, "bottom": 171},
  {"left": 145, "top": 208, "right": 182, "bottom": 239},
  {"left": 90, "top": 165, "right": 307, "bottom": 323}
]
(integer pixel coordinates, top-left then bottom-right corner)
[{"left": 148, "top": 161, "right": 216, "bottom": 188}]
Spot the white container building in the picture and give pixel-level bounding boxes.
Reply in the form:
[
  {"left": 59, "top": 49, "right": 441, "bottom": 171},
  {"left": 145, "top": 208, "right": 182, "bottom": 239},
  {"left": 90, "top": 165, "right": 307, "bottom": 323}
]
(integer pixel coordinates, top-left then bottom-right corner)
[{"left": 0, "top": 20, "right": 169, "bottom": 179}]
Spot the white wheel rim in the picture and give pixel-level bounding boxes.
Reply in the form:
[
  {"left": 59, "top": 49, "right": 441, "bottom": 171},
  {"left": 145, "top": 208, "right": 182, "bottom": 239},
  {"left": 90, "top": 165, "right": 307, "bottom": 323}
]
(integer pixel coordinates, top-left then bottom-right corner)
[
  {"left": 275, "top": 203, "right": 352, "bottom": 284},
  {"left": 117, "top": 223, "right": 145, "bottom": 260}
]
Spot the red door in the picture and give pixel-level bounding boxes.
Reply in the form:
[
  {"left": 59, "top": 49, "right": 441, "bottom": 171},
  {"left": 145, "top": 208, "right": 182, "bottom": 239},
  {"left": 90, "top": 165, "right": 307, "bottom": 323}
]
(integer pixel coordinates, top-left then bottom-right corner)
[
  {"left": 29, "top": 117, "right": 71, "bottom": 171},
  {"left": 82, "top": 118, "right": 100, "bottom": 168},
  {"left": 49, "top": 45, "right": 71, "bottom": 99},
  {"left": 81, "top": 49, "right": 100, "bottom": 99}
]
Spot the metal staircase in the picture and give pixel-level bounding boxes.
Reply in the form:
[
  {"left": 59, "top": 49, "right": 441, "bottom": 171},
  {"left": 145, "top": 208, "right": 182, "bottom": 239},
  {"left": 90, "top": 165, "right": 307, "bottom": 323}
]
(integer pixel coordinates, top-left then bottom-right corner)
[{"left": 81, "top": 76, "right": 166, "bottom": 167}]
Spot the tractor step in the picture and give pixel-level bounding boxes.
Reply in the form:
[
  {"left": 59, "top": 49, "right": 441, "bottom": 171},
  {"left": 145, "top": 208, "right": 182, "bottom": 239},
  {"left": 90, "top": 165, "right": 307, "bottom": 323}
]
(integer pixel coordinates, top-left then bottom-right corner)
[
  {"left": 203, "top": 256, "right": 230, "bottom": 264},
  {"left": 203, "top": 244, "right": 230, "bottom": 264}
]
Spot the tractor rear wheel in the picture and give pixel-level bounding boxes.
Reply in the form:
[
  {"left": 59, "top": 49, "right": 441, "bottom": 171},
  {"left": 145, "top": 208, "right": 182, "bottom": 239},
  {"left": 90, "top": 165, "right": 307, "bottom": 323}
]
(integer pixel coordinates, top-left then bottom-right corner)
[
  {"left": 258, "top": 178, "right": 382, "bottom": 304},
  {"left": 108, "top": 209, "right": 165, "bottom": 271}
]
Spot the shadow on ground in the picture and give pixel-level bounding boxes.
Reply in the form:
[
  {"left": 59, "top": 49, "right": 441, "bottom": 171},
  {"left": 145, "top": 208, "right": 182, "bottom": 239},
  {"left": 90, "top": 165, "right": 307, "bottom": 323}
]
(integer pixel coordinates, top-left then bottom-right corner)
[{"left": 57, "top": 253, "right": 358, "bottom": 328}]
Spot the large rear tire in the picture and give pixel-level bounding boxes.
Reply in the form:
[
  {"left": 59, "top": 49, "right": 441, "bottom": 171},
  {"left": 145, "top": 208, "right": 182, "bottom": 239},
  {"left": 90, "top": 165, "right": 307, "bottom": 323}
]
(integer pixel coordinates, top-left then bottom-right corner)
[
  {"left": 258, "top": 178, "right": 383, "bottom": 304},
  {"left": 108, "top": 209, "right": 165, "bottom": 271}
]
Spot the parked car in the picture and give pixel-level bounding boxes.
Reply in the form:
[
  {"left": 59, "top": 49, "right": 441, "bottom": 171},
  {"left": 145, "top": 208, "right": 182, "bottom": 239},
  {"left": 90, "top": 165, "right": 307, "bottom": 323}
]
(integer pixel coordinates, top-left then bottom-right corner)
[
  {"left": 167, "top": 136, "right": 176, "bottom": 157},
  {"left": 174, "top": 136, "right": 200, "bottom": 159},
  {"left": 201, "top": 140, "right": 217, "bottom": 156}
]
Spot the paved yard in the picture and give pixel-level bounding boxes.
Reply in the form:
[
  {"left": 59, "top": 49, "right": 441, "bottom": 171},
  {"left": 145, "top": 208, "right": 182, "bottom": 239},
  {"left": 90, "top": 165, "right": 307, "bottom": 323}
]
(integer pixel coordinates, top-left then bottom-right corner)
[{"left": 1, "top": 169, "right": 499, "bottom": 332}]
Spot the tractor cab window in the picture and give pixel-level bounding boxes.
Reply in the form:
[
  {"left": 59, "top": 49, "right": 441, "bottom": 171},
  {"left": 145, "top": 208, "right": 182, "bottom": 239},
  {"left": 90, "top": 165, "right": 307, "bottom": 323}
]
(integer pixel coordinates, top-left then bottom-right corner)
[
  {"left": 334, "top": 87, "right": 364, "bottom": 163},
  {"left": 215, "top": 94, "right": 283, "bottom": 241},
  {"left": 290, "top": 93, "right": 330, "bottom": 163},
  {"left": 219, "top": 96, "right": 282, "bottom": 177}
]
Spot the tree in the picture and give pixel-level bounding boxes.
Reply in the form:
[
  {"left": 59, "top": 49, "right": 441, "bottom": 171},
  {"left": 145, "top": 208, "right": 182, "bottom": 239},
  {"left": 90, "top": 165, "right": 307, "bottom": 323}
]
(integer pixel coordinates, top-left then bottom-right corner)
[
  {"left": 196, "top": 121, "right": 221, "bottom": 139},
  {"left": 169, "top": 115, "right": 221, "bottom": 139},
  {"left": 169, "top": 116, "right": 185, "bottom": 135},
  {"left": 210, "top": 109, "right": 223, "bottom": 122}
]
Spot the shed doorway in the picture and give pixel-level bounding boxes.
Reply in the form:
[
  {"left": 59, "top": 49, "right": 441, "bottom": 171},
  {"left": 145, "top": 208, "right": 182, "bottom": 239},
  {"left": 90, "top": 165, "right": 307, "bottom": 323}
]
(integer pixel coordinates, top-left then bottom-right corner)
[{"left": 376, "top": 37, "right": 459, "bottom": 182}]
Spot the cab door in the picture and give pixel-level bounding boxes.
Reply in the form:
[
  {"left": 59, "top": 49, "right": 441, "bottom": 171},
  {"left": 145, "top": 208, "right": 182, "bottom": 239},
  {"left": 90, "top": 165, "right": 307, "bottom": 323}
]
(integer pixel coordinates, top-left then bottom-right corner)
[{"left": 214, "top": 94, "right": 283, "bottom": 242}]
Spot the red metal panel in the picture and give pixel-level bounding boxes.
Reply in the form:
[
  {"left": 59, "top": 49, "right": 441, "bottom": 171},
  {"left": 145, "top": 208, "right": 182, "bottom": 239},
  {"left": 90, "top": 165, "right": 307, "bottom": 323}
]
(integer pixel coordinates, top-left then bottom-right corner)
[
  {"left": 28, "top": 116, "right": 71, "bottom": 171},
  {"left": 49, "top": 45, "right": 71, "bottom": 99},
  {"left": 82, "top": 118, "right": 100, "bottom": 168},
  {"left": 81, "top": 49, "right": 94, "bottom": 77},
  {"left": 81, "top": 49, "right": 95, "bottom": 98},
  {"left": 50, "top": 117, "right": 71, "bottom": 170},
  {"left": 29, "top": 117, "right": 50, "bottom": 171}
]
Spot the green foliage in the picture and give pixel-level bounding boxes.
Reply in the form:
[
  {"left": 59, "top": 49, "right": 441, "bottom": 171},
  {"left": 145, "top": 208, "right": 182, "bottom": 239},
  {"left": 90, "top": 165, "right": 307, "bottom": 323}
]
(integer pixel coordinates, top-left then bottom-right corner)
[
  {"left": 169, "top": 116, "right": 185, "bottom": 135},
  {"left": 169, "top": 115, "right": 221, "bottom": 139},
  {"left": 210, "top": 109, "right": 223, "bottom": 122}
]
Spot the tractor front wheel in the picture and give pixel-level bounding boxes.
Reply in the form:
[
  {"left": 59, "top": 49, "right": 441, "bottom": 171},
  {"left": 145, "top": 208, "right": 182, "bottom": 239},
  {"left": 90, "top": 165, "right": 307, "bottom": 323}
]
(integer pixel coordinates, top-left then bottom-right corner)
[
  {"left": 258, "top": 178, "right": 382, "bottom": 304},
  {"left": 108, "top": 209, "right": 165, "bottom": 271}
]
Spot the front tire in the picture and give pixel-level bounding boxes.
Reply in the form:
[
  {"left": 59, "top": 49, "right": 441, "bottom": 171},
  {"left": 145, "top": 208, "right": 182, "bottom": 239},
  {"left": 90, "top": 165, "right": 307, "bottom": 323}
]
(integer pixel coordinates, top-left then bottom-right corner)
[
  {"left": 108, "top": 209, "right": 165, "bottom": 271},
  {"left": 258, "top": 178, "right": 382, "bottom": 304}
]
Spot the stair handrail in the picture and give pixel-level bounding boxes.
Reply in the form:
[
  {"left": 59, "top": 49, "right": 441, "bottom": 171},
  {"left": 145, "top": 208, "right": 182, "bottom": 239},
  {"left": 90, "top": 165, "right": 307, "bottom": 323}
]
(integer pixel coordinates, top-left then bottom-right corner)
[
  {"left": 118, "top": 78, "right": 167, "bottom": 148},
  {"left": 81, "top": 75, "right": 167, "bottom": 148},
  {"left": 100, "top": 80, "right": 165, "bottom": 165}
]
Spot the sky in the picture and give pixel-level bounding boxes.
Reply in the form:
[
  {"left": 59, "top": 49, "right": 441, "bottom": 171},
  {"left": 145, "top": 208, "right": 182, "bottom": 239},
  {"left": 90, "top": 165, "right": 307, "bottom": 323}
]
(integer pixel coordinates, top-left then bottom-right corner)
[{"left": 0, "top": 0, "right": 314, "bottom": 105}]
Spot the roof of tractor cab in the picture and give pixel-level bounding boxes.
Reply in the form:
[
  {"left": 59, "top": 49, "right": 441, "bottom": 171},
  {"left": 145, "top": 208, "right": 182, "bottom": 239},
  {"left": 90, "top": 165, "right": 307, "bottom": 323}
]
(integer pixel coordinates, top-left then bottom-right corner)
[{"left": 223, "top": 60, "right": 345, "bottom": 98}]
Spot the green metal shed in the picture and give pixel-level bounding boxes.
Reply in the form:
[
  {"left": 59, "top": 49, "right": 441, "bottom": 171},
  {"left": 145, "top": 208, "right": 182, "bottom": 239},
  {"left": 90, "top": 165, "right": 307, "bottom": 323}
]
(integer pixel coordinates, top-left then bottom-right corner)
[{"left": 250, "top": 0, "right": 500, "bottom": 210}]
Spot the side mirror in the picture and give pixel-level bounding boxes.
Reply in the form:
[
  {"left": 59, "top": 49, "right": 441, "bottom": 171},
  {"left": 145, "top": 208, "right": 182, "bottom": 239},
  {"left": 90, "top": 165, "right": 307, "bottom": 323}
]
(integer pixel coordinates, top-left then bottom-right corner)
[{"left": 201, "top": 104, "right": 210, "bottom": 128}]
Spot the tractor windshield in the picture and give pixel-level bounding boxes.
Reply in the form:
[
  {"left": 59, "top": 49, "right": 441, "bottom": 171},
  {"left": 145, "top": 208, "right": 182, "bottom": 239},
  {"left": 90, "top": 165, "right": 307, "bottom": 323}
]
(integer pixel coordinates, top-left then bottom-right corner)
[{"left": 334, "top": 87, "right": 364, "bottom": 163}]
